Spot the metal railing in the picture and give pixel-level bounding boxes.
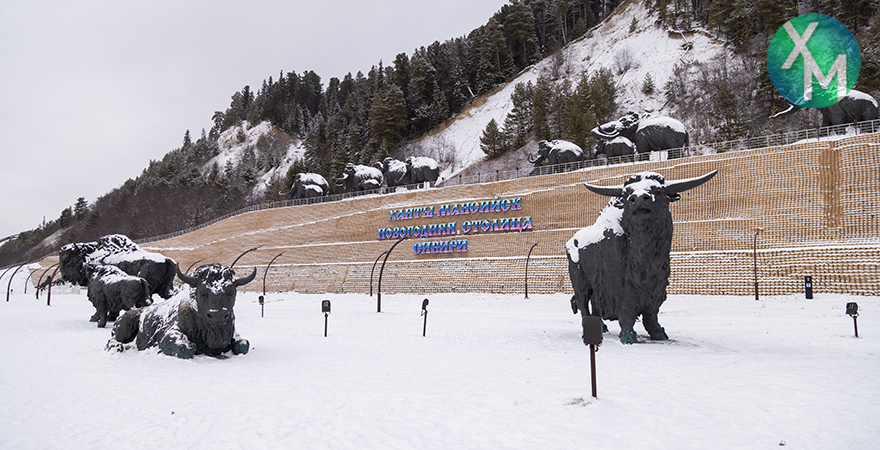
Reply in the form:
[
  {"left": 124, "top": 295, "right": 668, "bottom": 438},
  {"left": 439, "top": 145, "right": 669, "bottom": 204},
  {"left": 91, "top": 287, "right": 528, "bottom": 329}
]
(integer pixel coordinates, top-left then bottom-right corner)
[
  {"left": 136, "top": 118, "right": 880, "bottom": 244},
  {"left": 5, "top": 118, "right": 879, "bottom": 261}
]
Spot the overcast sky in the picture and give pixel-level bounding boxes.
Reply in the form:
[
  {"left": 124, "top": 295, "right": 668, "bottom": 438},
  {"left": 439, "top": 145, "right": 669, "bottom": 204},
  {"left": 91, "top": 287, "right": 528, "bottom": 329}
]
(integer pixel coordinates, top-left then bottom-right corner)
[{"left": 0, "top": 0, "right": 506, "bottom": 240}]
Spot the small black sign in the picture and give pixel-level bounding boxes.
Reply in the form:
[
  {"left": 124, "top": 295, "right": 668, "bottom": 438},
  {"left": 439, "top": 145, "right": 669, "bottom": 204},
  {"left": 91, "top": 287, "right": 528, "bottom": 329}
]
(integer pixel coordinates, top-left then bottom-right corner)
[
  {"left": 582, "top": 316, "right": 604, "bottom": 347},
  {"left": 322, "top": 300, "right": 331, "bottom": 313},
  {"left": 846, "top": 302, "right": 858, "bottom": 317}
]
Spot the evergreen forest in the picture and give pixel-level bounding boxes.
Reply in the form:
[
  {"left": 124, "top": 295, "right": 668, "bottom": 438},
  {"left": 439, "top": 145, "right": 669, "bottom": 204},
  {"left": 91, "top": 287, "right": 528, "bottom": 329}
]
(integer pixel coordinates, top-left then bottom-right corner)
[{"left": 2, "top": 0, "right": 878, "bottom": 267}]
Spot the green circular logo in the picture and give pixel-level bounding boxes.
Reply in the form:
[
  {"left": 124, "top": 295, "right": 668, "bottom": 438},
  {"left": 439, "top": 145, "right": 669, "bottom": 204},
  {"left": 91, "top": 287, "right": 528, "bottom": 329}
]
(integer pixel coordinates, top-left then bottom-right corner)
[{"left": 767, "top": 14, "right": 860, "bottom": 108}]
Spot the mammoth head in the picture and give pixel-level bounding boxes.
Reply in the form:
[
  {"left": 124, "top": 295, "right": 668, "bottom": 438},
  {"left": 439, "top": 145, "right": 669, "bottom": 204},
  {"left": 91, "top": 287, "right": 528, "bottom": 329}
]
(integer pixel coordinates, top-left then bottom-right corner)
[
  {"left": 377, "top": 157, "right": 394, "bottom": 171},
  {"left": 334, "top": 163, "right": 356, "bottom": 186},
  {"left": 591, "top": 111, "right": 640, "bottom": 140},
  {"left": 176, "top": 263, "right": 256, "bottom": 324},
  {"left": 528, "top": 141, "right": 552, "bottom": 164}
]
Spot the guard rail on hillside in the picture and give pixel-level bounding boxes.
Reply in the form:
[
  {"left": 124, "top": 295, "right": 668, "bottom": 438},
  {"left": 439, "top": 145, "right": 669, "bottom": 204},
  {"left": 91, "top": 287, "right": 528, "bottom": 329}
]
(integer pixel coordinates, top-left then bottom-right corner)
[
  {"left": 134, "top": 118, "right": 879, "bottom": 245},
  {"left": 5, "top": 119, "right": 878, "bottom": 263}
]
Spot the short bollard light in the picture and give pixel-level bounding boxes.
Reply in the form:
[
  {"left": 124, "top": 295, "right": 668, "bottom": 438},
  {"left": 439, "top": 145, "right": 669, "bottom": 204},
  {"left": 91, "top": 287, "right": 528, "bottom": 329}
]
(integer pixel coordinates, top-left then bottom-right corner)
[
  {"left": 846, "top": 302, "right": 859, "bottom": 338},
  {"left": 421, "top": 298, "right": 429, "bottom": 337},
  {"left": 582, "top": 316, "right": 604, "bottom": 399},
  {"left": 258, "top": 295, "right": 265, "bottom": 318},
  {"left": 322, "top": 300, "right": 331, "bottom": 337},
  {"left": 804, "top": 275, "right": 813, "bottom": 300}
]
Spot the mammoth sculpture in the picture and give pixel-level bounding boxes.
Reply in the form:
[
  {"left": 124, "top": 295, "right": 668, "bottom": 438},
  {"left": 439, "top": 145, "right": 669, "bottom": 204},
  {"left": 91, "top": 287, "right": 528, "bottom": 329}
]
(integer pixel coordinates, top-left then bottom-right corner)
[
  {"left": 566, "top": 170, "right": 717, "bottom": 344},
  {"left": 333, "top": 163, "right": 384, "bottom": 192},
  {"left": 59, "top": 234, "right": 176, "bottom": 300},
  {"left": 770, "top": 89, "right": 879, "bottom": 128},
  {"left": 376, "top": 157, "right": 411, "bottom": 187},
  {"left": 592, "top": 112, "right": 688, "bottom": 159},
  {"left": 280, "top": 172, "right": 329, "bottom": 199},
  {"left": 528, "top": 140, "right": 584, "bottom": 174},
  {"left": 595, "top": 136, "right": 636, "bottom": 163},
  {"left": 86, "top": 264, "right": 151, "bottom": 328},
  {"left": 108, "top": 263, "right": 256, "bottom": 358},
  {"left": 405, "top": 156, "right": 440, "bottom": 184}
]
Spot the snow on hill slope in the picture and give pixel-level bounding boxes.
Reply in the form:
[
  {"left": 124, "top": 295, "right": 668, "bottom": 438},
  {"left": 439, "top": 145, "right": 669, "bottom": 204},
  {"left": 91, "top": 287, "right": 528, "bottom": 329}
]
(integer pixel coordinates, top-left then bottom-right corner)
[
  {"left": 416, "top": 0, "right": 730, "bottom": 181},
  {"left": 204, "top": 120, "right": 306, "bottom": 200},
  {"left": 211, "top": 2, "right": 731, "bottom": 198}
]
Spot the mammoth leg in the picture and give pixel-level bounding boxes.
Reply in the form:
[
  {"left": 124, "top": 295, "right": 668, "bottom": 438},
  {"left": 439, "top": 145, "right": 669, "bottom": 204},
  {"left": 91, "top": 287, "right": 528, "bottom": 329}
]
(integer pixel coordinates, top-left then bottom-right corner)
[{"left": 642, "top": 308, "right": 668, "bottom": 341}]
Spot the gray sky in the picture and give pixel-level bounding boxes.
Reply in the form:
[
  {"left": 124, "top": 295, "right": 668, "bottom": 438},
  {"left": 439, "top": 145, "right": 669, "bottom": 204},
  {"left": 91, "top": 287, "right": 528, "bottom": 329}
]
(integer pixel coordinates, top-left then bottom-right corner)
[{"left": 0, "top": 0, "right": 506, "bottom": 240}]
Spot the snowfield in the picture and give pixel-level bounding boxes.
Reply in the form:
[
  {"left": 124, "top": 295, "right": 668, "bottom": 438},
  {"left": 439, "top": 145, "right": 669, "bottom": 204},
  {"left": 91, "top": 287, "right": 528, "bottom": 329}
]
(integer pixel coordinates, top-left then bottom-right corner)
[{"left": 1, "top": 286, "right": 877, "bottom": 449}]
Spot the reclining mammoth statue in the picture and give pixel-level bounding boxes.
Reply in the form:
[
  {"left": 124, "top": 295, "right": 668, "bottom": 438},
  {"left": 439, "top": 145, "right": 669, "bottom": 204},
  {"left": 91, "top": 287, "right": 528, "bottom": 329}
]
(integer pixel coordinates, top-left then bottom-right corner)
[{"left": 280, "top": 172, "right": 330, "bottom": 199}]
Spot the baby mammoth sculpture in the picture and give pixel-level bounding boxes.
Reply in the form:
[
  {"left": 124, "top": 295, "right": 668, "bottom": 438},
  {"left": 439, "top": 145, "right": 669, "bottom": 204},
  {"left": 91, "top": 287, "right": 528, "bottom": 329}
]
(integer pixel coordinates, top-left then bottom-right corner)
[
  {"left": 108, "top": 263, "right": 256, "bottom": 358},
  {"left": 595, "top": 136, "right": 636, "bottom": 163},
  {"left": 592, "top": 112, "right": 688, "bottom": 159},
  {"left": 566, "top": 170, "right": 717, "bottom": 344},
  {"left": 376, "top": 157, "right": 411, "bottom": 187},
  {"left": 280, "top": 172, "right": 329, "bottom": 199},
  {"left": 333, "top": 163, "right": 384, "bottom": 192},
  {"left": 528, "top": 140, "right": 584, "bottom": 174}
]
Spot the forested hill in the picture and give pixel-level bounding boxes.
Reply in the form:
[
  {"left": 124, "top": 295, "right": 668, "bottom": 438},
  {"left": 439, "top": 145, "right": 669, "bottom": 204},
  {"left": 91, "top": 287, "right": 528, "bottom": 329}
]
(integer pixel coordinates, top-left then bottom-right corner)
[{"left": 2, "top": 0, "right": 879, "bottom": 267}]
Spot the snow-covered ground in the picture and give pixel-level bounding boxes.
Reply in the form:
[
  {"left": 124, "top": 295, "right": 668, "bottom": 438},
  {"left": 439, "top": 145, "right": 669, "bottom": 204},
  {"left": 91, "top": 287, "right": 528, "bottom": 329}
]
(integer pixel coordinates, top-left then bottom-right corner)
[{"left": 1, "top": 282, "right": 877, "bottom": 449}]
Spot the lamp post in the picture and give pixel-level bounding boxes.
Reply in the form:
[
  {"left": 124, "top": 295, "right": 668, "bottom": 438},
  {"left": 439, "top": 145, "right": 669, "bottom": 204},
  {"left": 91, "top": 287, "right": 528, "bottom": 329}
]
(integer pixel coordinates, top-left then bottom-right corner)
[
  {"left": 846, "top": 302, "right": 859, "bottom": 338},
  {"left": 230, "top": 246, "right": 261, "bottom": 268},
  {"left": 322, "top": 300, "right": 331, "bottom": 337},
  {"left": 421, "top": 298, "right": 429, "bottom": 337},
  {"left": 753, "top": 229, "right": 762, "bottom": 301},
  {"left": 524, "top": 242, "right": 539, "bottom": 299},
  {"left": 376, "top": 237, "right": 407, "bottom": 313}
]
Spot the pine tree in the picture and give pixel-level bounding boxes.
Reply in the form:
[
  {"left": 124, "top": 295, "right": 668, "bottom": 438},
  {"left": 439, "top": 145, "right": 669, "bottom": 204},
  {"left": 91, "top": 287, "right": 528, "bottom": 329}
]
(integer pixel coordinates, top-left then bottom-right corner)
[
  {"left": 642, "top": 73, "right": 656, "bottom": 95},
  {"left": 588, "top": 68, "right": 617, "bottom": 123},
  {"left": 74, "top": 197, "right": 88, "bottom": 221},
  {"left": 480, "top": 118, "right": 506, "bottom": 157},
  {"left": 531, "top": 76, "right": 553, "bottom": 141},
  {"left": 58, "top": 207, "right": 73, "bottom": 227}
]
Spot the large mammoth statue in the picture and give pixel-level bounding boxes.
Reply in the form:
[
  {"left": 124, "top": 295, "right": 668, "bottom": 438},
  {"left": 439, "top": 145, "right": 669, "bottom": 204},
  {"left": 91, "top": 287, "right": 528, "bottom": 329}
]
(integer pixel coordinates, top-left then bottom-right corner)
[
  {"left": 405, "top": 156, "right": 440, "bottom": 184},
  {"left": 592, "top": 112, "right": 688, "bottom": 159},
  {"left": 770, "top": 89, "right": 879, "bottom": 128},
  {"left": 528, "top": 140, "right": 584, "bottom": 174},
  {"left": 376, "top": 157, "right": 411, "bottom": 187},
  {"left": 280, "top": 172, "right": 330, "bottom": 199},
  {"left": 333, "top": 163, "right": 384, "bottom": 192}
]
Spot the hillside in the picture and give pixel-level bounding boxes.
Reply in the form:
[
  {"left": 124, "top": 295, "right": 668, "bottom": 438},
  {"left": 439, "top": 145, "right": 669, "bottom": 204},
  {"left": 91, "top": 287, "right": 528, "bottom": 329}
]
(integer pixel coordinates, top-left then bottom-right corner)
[
  {"left": 2, "top": 0, "right": 878, "bottom": 267},
  {"left": 409, "top": 0, "right": 732, "bottom": 179}
]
